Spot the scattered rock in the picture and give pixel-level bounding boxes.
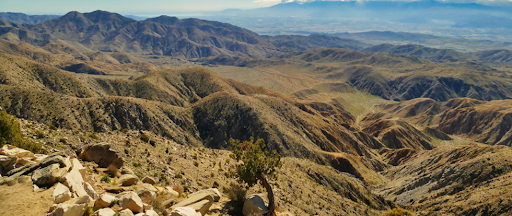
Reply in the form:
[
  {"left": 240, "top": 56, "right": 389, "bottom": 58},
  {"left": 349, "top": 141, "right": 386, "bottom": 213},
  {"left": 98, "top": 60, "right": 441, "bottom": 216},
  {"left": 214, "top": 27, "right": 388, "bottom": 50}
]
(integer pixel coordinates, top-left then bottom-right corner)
[
  {"left": 187, "top": 198, "right": 213, "bottom": 215},
  {"left": 166, "top": 207, "right": 201, "bottom": 216},
  {"left": 142, "top": 176, "right": 156, "bottom": 185},
  {"left": 53, "top": 183, "right": 72, "bottom": 204},
  {"left": 121, "top": 167, "right": 135, "bottom": 175},
  {"left": 142, "top": 183, "right": 158, "bottom": 192},
  {"left": 50, "top": 203, "right": 88, "bottom": 216},
  {"left": 31, "top": 163, "right": 67, "bottom": 187},
  {"left": 120, "top": 174, "right": 139, "bottom": 186},
  {"left": 189, "top": 188, "right": 221, "bottom": 202},
  {"left": 0, "top": 155, "right": 19, "bottom": 172},
  {"left": 118, "top": 191, "right": 144, "bottom": 213},
  {"left": 63, "top": 161, "right": 88, "bottom": 197},
  {"left": 145, "top": 209, "right": 159, "bottom": 216},
  {"left": 92, "top": 208, "right": 116, "bottom": 216},
  {"left": 170, "top": 193, "right": 214, "bottom": 215},
  {"left": 243, "top": 195, "right": 269, "bottom": 216},
  {"left": 85, "top": 182, "right": 99, "bottom": 199},
  {"left": 0, "top": 144, "right": 34, "bottom": 158},
  {"left": 165, "top": 187, "right": 180, "bottom": 198},
  {"left": 104, "top": 185, "right": 129, "bottom": 194},
  {"left": 136, "top": 189, "right": 157, "bottom": 204},
  {"left": 79, "top": 143, "right": 123, "bottom": 168},
  {"left": 118, "top": 209, "right": 135, "bottom": 216},
  {"left": 95, "top": 193, "right": 117, "bottom": 208}
]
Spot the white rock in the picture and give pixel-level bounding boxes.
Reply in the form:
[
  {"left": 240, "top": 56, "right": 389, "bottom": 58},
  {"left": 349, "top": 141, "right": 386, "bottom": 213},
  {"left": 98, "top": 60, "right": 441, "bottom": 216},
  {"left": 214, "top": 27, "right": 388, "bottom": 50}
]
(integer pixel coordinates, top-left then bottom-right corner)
[
  {"left": 189, "top": 188, "right": 221, "bottom": 202},
  {"left": 118, "top": 191, "right": 144, "bottom": 213},
  {"left": 142, "top": 183, "right": 158, "bottom": 192},
  {"left": 145, "top": 209, "right": 158, "bottom": 216},
  {"left": 167, "top": 207, "right": 202, "bottom": 216},
  {"left": 95, "top": 193, "right": 117, "bottom": 208},
  {"left": 0, "top": 145, "right": 34, "bottom": 158},
  {"left": 119, "top": 174, "right": 139, "bottom": 186},
  {"left": 165, "top": 187, "right": 180, "bottom": 198},
  {"left": 53, "top": 183, "right": 72, "bottom": 204},
  {"left": 33, "top": 154, "right": 48, "bottom": 162},
  {"left": 85, "top": 182, "right": 99, "bottom": 199},
  {"left": 70, "top": 158, "right": 86, "bottom": 178},
  {"left": 243, "top": 195, "right": 269, "bottom": 216},
  {"left": 63, "top": 162, "right": 88, "bottom": 197},
  {"left": 50, "top": 203, "right": 88, "bottom": 216},
  {"left": 135, "top": 213, "right": 145, "bottom": 216},
  {"left": 118, "top": 209, "right": 135, "bottom": 216},
  {"left": 92, "top": 208, "right": 116, "bottom": 216}
]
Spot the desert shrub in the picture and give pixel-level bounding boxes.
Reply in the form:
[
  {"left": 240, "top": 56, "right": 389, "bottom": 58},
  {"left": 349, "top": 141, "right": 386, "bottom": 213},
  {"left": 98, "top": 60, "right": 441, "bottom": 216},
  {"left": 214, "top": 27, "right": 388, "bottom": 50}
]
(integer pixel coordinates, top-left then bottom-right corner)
[
  {"left": 227, "top": 183, "right": 247, "bottom": 207},
  {"left": 152, "top": 198, "right": 164, "bottom": 213},
  {"left": 140, "top": 133, "right": 150, "bottom": 143},
  {"left": 212, "top": 181, "right": 219, "bottom": 188},
  {"left": 173, "top": 184, "right": 184, "bottom": 197},
  {"left": 106, "top": 164, "right": 119, "bottom": 177},
  {"left": 35, "top": 130, "right": 46, "bottom": 139},
  {"left": 89, "top": 133, "right": 99, "bottom": 139},
  {"left": 120, "top": 128, "right": 129, "bottom": 133},
  {"left": 59, "top": 138, "right": 67, "bottom": 144},
  {"left": 193, "top": 161, "right": 199, "bottom": 167},
  {"left": 100, "top": 175, "right": 111, "bottom": 183},
  {"left": 386, "top": 208, "right": 413, "bottom": 216},
  {"left": 0, "top": 110, "right": 42, "bottom": 153},
  {"left": 48, "top": 124, "right": 57, "bottom": 130}
]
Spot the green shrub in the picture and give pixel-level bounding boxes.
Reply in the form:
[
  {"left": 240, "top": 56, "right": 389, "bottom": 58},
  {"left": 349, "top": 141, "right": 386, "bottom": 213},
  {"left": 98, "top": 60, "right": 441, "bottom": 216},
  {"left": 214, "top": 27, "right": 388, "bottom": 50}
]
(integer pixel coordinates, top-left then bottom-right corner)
[
  {"left": 0, "top": 110, "right": 42, "bottom": 153},
  {"left": 89, "top": 133, "right": 99, "bottom": 140},
  {"left": 100, "top": 175, "right": 111, "bottom": 183},
  {"left": 227, "top": 183, "right": 247, "bottom": 207},
  {"left": 59, "top": 138, "right": 67, "bottom": 144}
]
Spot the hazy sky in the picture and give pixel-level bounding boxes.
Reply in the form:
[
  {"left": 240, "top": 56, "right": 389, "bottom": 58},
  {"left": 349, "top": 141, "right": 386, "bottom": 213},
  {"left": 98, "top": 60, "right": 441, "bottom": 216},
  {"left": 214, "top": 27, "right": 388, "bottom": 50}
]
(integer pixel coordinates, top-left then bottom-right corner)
[
  {"left": 1, "top": 0, "right": 282, "bottom": 15},
  {"left": 2, "top": 0, "right": 511, "bottom": 15}
]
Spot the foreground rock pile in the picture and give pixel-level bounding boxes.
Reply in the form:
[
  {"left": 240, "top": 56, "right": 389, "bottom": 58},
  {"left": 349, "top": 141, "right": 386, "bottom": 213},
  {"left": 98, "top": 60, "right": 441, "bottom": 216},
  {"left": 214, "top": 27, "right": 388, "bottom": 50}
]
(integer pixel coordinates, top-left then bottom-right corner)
[{"left": 0, "top": 144, "right": 223, "bottom": 216}]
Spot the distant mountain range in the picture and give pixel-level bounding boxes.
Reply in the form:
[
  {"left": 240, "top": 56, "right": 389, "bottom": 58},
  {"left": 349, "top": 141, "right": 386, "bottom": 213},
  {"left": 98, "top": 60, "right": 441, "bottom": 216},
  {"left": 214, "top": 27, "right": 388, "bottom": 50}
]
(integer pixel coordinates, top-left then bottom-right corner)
[
  {"left": 0, "top": 11, "right": 373, "bottom": 58},
  {"left": 221, "top": 0, "right": 512, "bottom": 29},
  {"left": 0, "top": 12, "right": 59, "bottom": 25}
]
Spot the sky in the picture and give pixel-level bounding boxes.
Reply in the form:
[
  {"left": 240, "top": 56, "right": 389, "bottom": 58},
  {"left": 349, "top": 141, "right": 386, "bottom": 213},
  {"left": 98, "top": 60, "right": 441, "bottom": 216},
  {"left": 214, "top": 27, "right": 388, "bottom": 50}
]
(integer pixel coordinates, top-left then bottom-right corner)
[
  {"left": 2, "top": 0, "right": 511, "bottom": 15},
  {"left": 1, "top": 0, "right": 281, "bottom": 15}
]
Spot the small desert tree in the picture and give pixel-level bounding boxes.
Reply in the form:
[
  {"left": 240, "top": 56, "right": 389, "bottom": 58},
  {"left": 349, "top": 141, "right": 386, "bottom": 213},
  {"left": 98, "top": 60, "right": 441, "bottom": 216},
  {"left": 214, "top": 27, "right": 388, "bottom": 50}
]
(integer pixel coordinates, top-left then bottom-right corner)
[{"left": 228, "top": 137, "right": 282, "bottom": 216}]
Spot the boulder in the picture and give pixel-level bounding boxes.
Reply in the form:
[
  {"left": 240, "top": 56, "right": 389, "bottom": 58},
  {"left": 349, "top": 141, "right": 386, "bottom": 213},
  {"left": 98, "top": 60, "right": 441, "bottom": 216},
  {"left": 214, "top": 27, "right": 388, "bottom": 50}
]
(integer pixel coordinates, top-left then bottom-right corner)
[
  {"left": 49, "top": 196, "right": 91, "bottom": 216},
  {"left": 142, "top": 183, "right": 158, "bottom": 192},
  {"left": 0, "top": 145, "right": 34, "bottom": 158},
  {"left": 171, "top": 193, "right": 214, "bottom": 209},
  {"left": 166, "top": 207, "right": 202, "bottom": 216},
  {"left": 120, "top": 174, "right": 139, "bottom": 186},
  {"left": 118, "top": 191, "right": 144, "bottom": 213},
  {"left": 7, "top": 155, "right": 68, "bottom": 177},
  {"left": 136, "top": 189, "right": 157, "bottom": 204},
  {"left": 0, "top": 155, "right": 18, "bottom": 172},
  {"left": 243, "top": 195, "right": 269, "bottom": 216},
  {"left": 142, "top": 176, "right": 156, "bottom": 185},
  {"left": 79, "top": 143, "right": 123, "bottom": 168},
  {"left": 189, "top": 188, "right": 221, "bottom": 202},
  {"left": 31, "top": 163, "right": 67, "bottom": 187},
  {"left": 85, "top": 182, "right": 99, "bottom": 199},
  {"left": 95, "top": 193, "right": 117, "bottom": 208},
  {"left": 70, "top": 158, "right": 86, "bottom": 178},
  {"left": 63, "top": 162, "right": 88, "bottom": 197},
  {"left": 187, "top": 198, "right": 213, "bottom": 215},
  {"left": 49, "top": 203, "right": 88, "bottom": 216},
  {"left": 53, "top": 183, "right": 72, "bottom": 204},
  {"left": 165, "top": 187, "right": 180, "bottom": 198},
  {"left": 92, "top": 208, "right": 116, "bottom": 216},
  {"left": 119, "top": 209, "right": 135, "bottom": 216},
  {"left": 145, "top": 210, "right": 159, "bottom": 216}
]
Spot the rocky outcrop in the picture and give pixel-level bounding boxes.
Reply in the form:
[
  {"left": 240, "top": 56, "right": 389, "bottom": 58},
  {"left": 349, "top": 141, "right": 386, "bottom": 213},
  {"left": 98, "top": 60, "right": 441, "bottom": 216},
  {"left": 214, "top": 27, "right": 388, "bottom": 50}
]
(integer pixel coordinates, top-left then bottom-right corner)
[
  {"left": 142, "top": 176, "right": 156, "bottom": 185},
  {"left": 79, "top": 143, "right": 123, "bottom": 168}
]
